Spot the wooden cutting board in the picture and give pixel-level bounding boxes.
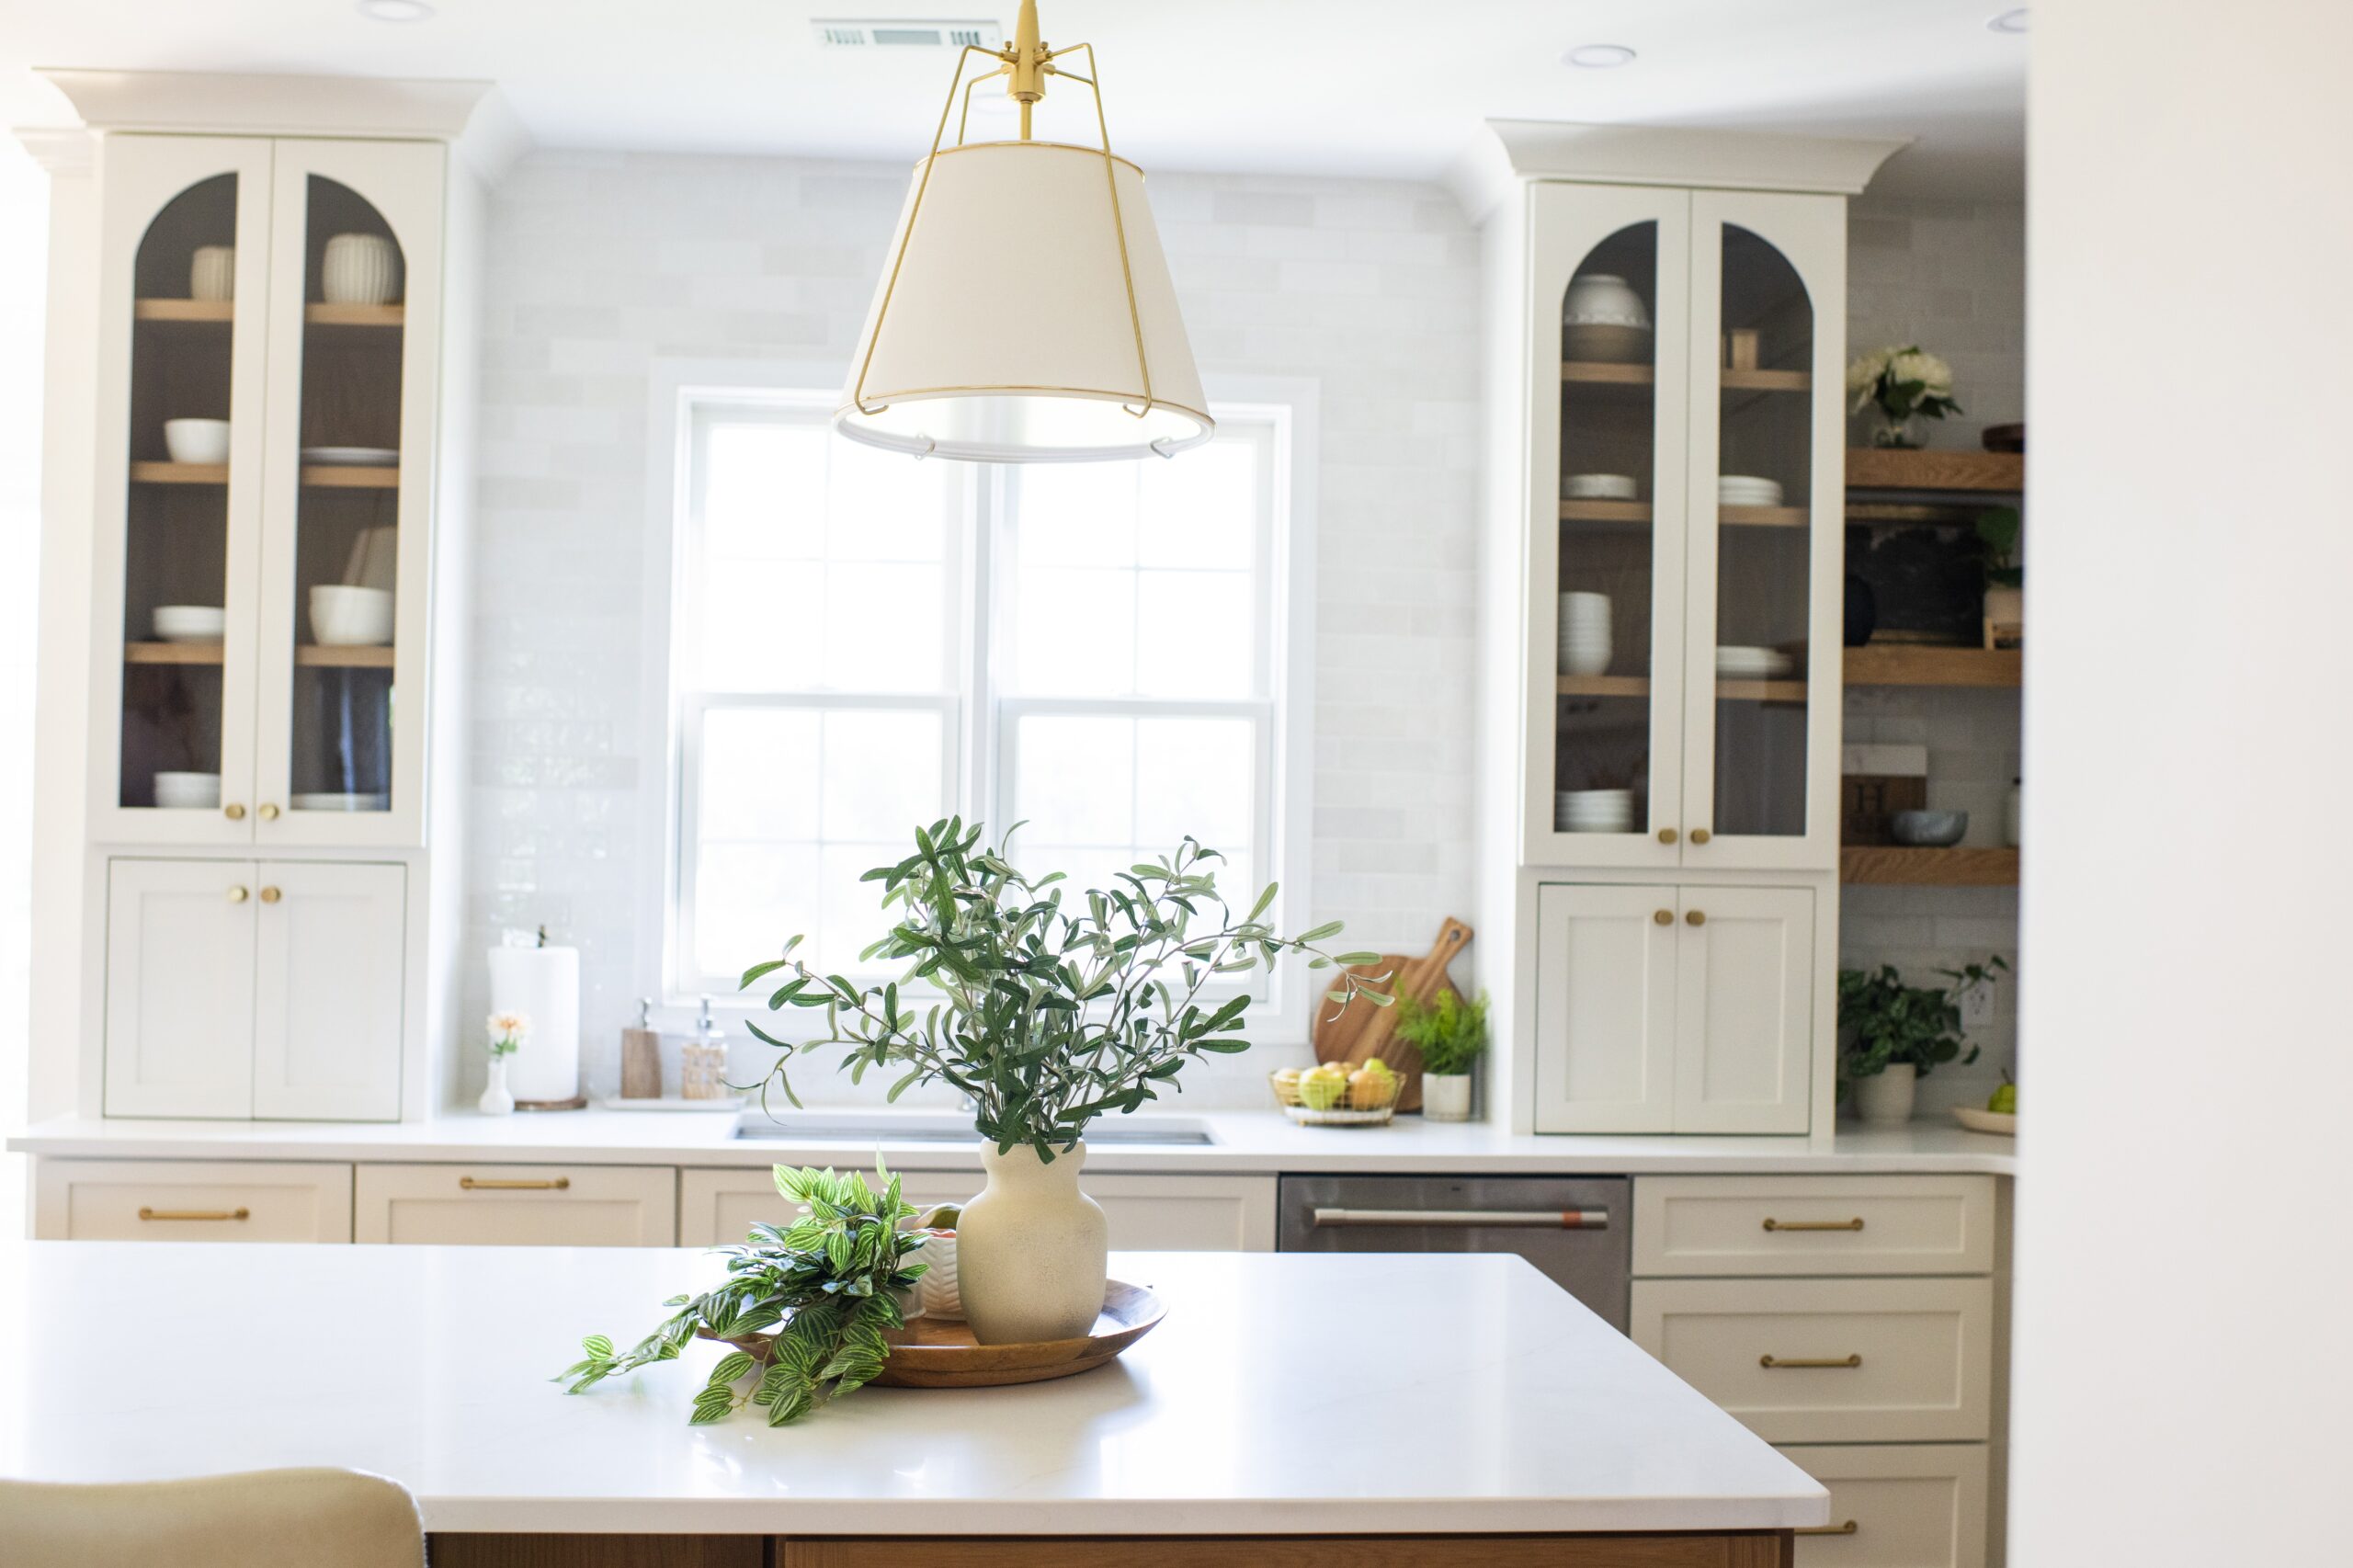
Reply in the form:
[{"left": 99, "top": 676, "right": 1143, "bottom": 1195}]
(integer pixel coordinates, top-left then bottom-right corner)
[{"left": 1311, "top": 917, "right": 1472, "bottom": 1113}]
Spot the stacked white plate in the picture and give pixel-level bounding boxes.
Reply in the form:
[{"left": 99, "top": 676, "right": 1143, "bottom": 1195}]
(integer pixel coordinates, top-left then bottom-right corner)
[
  {"left": 1715, "top": 645, "right": 1798, "bottom": 679},
  {"left": 153, "top": 770, "right": 222, "bottom": 810},
  {"left": 1556, "top": 789, "right": 1634, "bottom": 834},
  {"left": 1718, "top": 474, "right": 1785, "bottom": 507},
  {"left": 292, "top": 791, "right": 391, "bottom": 812},
  {"left": 1558, "top": 592, "right": 1612, "bottom": 676},
  {"left": 1563, "top": 472, "right": 1639, "bottom": 502}
]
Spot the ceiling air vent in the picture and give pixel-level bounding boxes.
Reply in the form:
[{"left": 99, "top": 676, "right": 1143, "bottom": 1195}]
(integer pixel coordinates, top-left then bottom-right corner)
[{"left": 813, "top": 18, "right": 1005, "bottom": 50}]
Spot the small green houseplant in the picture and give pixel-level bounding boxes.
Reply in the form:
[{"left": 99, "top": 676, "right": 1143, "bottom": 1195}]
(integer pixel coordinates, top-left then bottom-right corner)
[
  {"left": 557, "top": 1163, "right": 927, "bottom": 1426},
  {"left": 739, "top": 817, "right": 1381, "bottom": 1343},
  {"left": 1976, "top": 505, "right": 2023, "bottom": 637},
  {"left": 1391, "top": 989, "right": 1488, "bottom": 1121},
  {"left": 1836, "top": 958, "right": 2006, "bottom": 1124},
  {"left": 1847, "top": 344, "right": 1961, "bottom": 448}
]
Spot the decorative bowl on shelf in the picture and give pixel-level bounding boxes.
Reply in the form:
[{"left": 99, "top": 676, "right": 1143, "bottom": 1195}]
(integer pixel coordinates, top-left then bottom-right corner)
[
  {"left": 309, "top": 585, "right": 394, "bottom": 646},
  {"left": 1952, "top": 1106, "right": 2017, "bottom": 1136},
  {"left": 152, "top": 605, "right": 226, "bottom": 642},
  {"left": 153, "top": 770, "right": 222, "bottom": 810},
  {"left": 1563, "top": 273, "right": 1652, "bottom": 330},
  {"left": 1891, "top": 809, "right": 1969, "bottom": 846},
  {"left": 162, "top": 418, "right": 231, "bottom": 465},
  {"left": 1271, "top": 1065, "right": 1402, "bottom": 1127},
  {"left": 1563, "top": 472, "right": 1639, "bottom": 502}
]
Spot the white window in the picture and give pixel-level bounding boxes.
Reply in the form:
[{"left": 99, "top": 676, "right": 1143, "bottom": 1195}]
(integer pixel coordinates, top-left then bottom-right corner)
[{"left": 669, "top": 389, "right": 1302, "bottom": 1001}]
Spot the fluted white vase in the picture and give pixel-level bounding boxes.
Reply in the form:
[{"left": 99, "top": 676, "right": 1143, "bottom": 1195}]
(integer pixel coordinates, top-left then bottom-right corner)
[
  {"left": 955, "top": 1141, "right": 1107, "bottom": 1345},
  {"left": 322, "top": 233, "right": 401, "bottom": 305}
]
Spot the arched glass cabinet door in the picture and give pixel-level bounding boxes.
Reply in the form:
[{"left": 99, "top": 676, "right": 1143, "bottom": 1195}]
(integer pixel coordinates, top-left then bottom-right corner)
[
  {"left": 255, "top": 140, "right": 444, "bottom": 846},
  {"left": 1528, "top": 185, "right": 1690, "bottom": 866},
  {"left": 94, "top": 137, "right": 275, "bottom": 844},
  {"left": 1684, "top": 192, "right": 1844, "bottom": 868}
]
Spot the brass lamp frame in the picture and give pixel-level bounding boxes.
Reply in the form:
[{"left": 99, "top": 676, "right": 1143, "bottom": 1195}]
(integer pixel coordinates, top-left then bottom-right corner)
[{"left": 847, "top": 0, "right": 1207, "bottom": 458}]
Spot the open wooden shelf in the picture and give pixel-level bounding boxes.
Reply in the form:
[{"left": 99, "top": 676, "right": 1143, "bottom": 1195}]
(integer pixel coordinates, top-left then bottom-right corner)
[
  {"left": 1847, "top": 448, "right": 2024, "bottom": 492},
  {"left": 133, "top": 300, "right": 406, "bottom": 328},
  {"left": 1842, "top": 846, "right": 2019, "bottom": 886},
  {"left": 125, "top": 642, "right": 394, "bottom": 668},
  {"left": 1846, "top": 501, "right": 1989, "bottom": 526},
  {"left": 130, "top": 461, "right": 226, "bottom": 485},
  {"left": 302, "top": 465, "right": 400, "bottom": 489},
  {"left": 1844, "top": 645, "right": 2020, "bottom": 688}
]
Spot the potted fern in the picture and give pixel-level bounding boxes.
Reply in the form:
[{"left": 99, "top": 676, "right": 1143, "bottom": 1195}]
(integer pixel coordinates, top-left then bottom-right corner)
[
  {"left": 1391, "top": 989, "right": 1488, "bottom": 1121},
  {"left": 739, "top": 818, "right": 1379, "bottom": 1344}
]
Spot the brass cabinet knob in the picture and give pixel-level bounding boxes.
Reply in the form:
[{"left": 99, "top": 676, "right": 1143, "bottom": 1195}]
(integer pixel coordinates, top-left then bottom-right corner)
[
  {"left": 226, "top": 885, "right": 249, "bottom": 903},
  {"left": 1656, "top": 827, "right": 1677, "bottom": 845},
  {"left": 1653, "top": 909, "right": 1673, "bottom": 926},
  {"left": 1688, "top": 827, "right": 1711, "bottom": 845},
  {"left": 257, "top": 802, "right": 280, "bottom": 821},
  {"left": 259, "top": 886, "right": 281, "bottom": 904},
  {"left": 222, "top": 802, "right": 246, "bottom": 821},
  {"left": 1686, "top": 909, "right": 1706, "bottom": 926}
]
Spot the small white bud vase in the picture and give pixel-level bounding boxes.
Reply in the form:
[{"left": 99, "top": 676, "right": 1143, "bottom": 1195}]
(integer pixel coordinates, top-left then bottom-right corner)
[
  {"left": 1421, "top": 1073, "right": 1473, "bottom": 1122},
  {"left": 955, "top": 1141, "right": 1107, "bottom": 1345},
  {"left": 479, "top": 1056, "right": 516, "bottom": 1117}
]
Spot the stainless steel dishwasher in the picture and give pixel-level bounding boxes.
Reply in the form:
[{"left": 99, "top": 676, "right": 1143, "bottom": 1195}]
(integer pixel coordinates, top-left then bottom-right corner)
[{"left": 1277, "top": 1174, "right": 1631, "bottom": 1331}]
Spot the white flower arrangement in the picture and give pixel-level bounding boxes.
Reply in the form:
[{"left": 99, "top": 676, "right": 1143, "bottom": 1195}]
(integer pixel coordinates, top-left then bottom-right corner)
[
  {"left": 1847, "top": 344, "right": 1962, "bottom": 446},
  {"left": 487, "top": 1010, "right": 529, "bottom": 1060}
]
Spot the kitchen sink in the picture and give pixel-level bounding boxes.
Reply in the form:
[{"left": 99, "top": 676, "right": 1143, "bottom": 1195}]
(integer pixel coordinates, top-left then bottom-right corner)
[{"left": 732, "top": 1110, "right": 1216, "bottom": 1146}]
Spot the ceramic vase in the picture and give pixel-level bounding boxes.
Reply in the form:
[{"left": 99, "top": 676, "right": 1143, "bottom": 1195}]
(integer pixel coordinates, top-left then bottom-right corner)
[
  {"left": 322, "top": 233, "right": 401, "bottom": 305},
  {"left": 1852, "top": 1062, "right": 1916, "bottom": 1125},
  {"left": 188, "top": 245, "right": 234, "bottom": 302},
  {"left": 1421, "top": 1073, "right": 1473, "bottom": 1122},
  {"left": 478, "top": 1055, "right": 515, "bottom": 1117},
  {"left": 1870, "top": 413, "right": 1923, "bottom": 449},
  {"left": 955, "top": 1141, "right": 1107, "bottom": 1345}
]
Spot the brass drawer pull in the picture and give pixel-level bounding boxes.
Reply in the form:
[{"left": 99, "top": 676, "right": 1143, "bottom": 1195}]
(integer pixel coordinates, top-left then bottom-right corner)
[
  {"left": 1760, "top": 1353, "right": 1862, "bottom": 1369},
  {"left": 139, "top": 1206, "right": 250, "bottom": 1221},
  {"left": 459, "top": 1176, "right": 571, "bottom": 1191},
  {"left": 1796, "top": 1520, "right": 1859, "bottom": 1537},
  {"left": 1763, "top": 1217, "right": 1865, "bottom": 1233}
]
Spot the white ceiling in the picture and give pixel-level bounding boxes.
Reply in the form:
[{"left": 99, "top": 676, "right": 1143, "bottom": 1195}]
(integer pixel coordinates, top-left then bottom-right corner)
[{"left": 0, "top": 0, "right": 2027, "bottom": 199}]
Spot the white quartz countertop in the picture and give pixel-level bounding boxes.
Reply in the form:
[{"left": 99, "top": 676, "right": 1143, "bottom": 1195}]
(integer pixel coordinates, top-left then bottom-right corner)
[
  {"left": 0, "top": 1243, "right": 1827, "bottom": 1537},
  {"left": 7, "top": 1107, "right": 2018, "bottom": 1176}
]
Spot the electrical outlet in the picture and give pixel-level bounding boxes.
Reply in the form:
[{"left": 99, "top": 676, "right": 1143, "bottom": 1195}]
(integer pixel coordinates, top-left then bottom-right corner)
[{"left": 1961, "top": 981, "right": 1997, "bottom": 1028}]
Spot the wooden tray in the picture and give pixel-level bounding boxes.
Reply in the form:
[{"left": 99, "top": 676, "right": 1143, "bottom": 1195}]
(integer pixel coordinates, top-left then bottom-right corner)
[{"left": 720, "top": 1280, "right": 1165, "bottom": 1390}]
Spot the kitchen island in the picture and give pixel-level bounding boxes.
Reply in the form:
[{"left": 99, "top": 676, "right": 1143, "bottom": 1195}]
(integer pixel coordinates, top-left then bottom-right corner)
[{"left": 0, "top": 1243, "right": 1824, "bottom": 1564}]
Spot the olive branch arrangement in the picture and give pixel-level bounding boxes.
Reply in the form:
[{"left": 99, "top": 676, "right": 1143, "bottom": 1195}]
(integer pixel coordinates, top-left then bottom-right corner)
[{"left": 734, "top": 818, "right": 1389, "bottom": 1160}]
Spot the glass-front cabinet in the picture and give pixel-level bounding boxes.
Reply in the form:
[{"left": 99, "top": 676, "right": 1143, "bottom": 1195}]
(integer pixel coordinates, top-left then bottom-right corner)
[
  {"left": 1526, "top": 183, "right": 1842, "bottom": 870},
  {"left": 92, "top": 135, "right": 443, "bottom": 847}
]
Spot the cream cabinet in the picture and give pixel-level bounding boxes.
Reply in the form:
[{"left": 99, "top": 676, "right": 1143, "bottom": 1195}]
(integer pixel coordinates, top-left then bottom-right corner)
[
  {"left": 1780, "top": 1445, "right": 1988, "bottom": 1568},
  {"left": 33, "top": 1158, "right": 353, "bottom": 1242},
  {"left": 354, "top": 1164, "right": 677, "bottom": 1246},
  {"left": 103, "top": 857, "right": 406, "bottom": 1119},
  {"left": 1533, "top": 882, "right": 1812, "bottom": 1133},
  {"left": 1635, "top": 1176, "right": 1996, "bottom": 1278},
  {"left": 678, "top": 1167, "right": 1278, "bottom": 1252}
]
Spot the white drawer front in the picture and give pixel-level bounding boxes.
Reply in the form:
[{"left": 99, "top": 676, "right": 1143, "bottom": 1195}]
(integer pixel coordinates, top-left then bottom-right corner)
[
  {"left": 355, "top": 1165, "right": 676, "bottom": 1246},
  {"left": 1781, "top": 1444, "right": 1988, "bottom": 1568},
  {"left": 1634, "top": 1176, "right": 1995, "bottom": 1278},
  {"left": 678, "top": 1169, "right": 1275, "bottom": 1252},
  {"left": 1631, "top": 1278, "right": 1992, "bottom": 1442},
  {"left": 34, "top": 1159, "right": 352, "bottom": 1242}
]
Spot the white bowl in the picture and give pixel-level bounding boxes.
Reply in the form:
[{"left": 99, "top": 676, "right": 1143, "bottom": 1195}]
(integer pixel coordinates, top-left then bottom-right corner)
[
  {"left": 308, "top": 585, "right": 395, "bottom": 646},
  {"left": 163, "top": 418, "right": 232, "bottom": 465},
  {"left": 153, "top": 770, "right": 222, "bottom": 810},
  {"left": 1563, "top": 472, "right": 1639, "bottom": 502},
  {"left": 1563, "top": 274, "right": 1653, "bottom": 330},
  {"left": 152, "top": 605, "right": 226, "bottom": 642},
  {"left": 1555, "top": 788, "right": 1634, "bottom": 834},
  {"left": 291, "top": 791, "right": 391, "bottom": 812}
]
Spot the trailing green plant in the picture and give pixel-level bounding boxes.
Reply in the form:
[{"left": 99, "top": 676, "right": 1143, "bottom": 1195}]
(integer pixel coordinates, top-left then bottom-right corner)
[
  {"left": 737, "top": 817, "right": 1384, "bottom": 1161},
  {"left": 1836, "top": 958, "right": 2007, "bottom": 1096},
  {"left": 1391, "top": 988, "right": 1490, "bottom": 1077},
  {"left": 1976, "top": 506, "right": 2022, "bottom": 589},
  {"left": 555, "top": 1163, "right": 927, "bottom": 1426}
]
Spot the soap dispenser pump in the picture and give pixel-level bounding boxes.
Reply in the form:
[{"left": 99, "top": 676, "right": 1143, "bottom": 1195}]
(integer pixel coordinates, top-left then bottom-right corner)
[
  {"left": 620, "top": 997, "right": 662, "bottom": 1100},
  {"left": 682, "top": 996, "right": 729, "bottom": 1100}
]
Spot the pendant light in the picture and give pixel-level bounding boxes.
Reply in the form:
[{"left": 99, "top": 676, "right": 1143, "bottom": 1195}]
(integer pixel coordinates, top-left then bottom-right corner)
[{"left": 834, "top": 0, "right": 1212, "bottom": 462}]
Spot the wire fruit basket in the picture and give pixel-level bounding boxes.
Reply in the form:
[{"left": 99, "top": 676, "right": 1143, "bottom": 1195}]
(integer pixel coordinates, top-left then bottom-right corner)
[{"left": 1270, "top": 1066, "right": 1402, "bottom": 1127}]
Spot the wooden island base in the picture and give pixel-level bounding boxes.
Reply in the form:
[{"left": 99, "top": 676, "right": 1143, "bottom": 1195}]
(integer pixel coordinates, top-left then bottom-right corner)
[{"left": 431, "top": 1530, "right": 1796, "bottom": 1568}]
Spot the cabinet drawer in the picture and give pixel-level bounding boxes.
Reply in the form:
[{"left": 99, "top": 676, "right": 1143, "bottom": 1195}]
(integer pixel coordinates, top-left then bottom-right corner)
[
  {"left": 1631, "top": 1278, "right": 1991, "bottom": 1442},
  {"left": 1634, "top": 1176, "right": 1995, "bottom": 1277},
  {"left": 33, "top": 1158, "right": 352, "bottom": 1242},
  {"left": 1779, "top": 1445, "right": 1987, "bottom": 1568},
  {"left": 355, "top": 1165, "right": 675, "bottom": 1246},
  {"left": 679, "top": 1168, "right": 1276, "bottom": 1252}
]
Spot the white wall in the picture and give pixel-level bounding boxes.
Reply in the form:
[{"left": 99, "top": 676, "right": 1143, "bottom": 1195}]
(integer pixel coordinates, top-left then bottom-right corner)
[{"left": 2016, "top": 2, "right": 2353, "bottom": 1562}]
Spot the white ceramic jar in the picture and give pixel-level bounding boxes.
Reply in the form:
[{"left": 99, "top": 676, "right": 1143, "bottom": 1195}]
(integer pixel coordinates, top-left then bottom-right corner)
[
  {"left": 1421, "top": 1073, "right": 1473, "bottom": 1122},
  {"left": 955, "top": 1141, "right": 1108, "bottom": 1345},
  {"left": 322, "top": 233, "right": 402, "bottom": 305},
  {"left": 1562, "top": 273, "right": 1652, "bottom": 329},
  {"left": 189, "top": 245, "right": 234, "bottom": 302}
]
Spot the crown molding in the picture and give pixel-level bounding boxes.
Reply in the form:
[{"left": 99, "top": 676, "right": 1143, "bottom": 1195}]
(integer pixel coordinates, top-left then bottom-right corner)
[
  {"left": 1447, "top": 119, "right": 1912, "bottom": 224},
  {"left": 12, "top": 126, "right": 95, "bottom": 175}
]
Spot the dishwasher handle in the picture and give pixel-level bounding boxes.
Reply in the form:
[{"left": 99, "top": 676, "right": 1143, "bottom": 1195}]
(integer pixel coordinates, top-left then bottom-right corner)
[{"left": 1311, "top": 1206, "right": 1609, "bottom": 1231}]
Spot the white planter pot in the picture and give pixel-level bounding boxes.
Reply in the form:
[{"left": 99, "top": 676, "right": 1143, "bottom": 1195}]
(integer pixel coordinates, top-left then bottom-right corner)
[
  {"left": 956, "top": 1141, "right": 1108, "bottom": 1345},
  {"left": 1852, "top": 1062, "right": 1917, "bottom": 1125},
  {"left": 322, "top": 233, "right": 402, "bottom": 305},
  {"left": 1984, "top": 584, "right": 2024, "bottom": 629},
  {"left": 1421, "top": 1073, "right": 1473, "bottom": 1122}
]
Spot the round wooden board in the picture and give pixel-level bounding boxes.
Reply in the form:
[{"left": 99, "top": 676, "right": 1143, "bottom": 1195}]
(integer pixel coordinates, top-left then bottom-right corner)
[{"left": 721, "top": 1279, "right": 1166, "bottom": 1391}]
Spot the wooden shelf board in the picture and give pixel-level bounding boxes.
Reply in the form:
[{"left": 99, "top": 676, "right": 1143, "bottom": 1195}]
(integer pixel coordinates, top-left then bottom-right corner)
[
  {"left": 1846, "top": 502, "right": 1987, "bottom": 526},
  {"left": 127, "top": 642, "right": 393, "bottom": 668},
  {"left": 1555, "top": 675, "right": 1651, "bottom": 699},
  {"left": 1717, "top": 679, "right": 1810, "bottom": 704},
  {"left": 1847, "top": 448, "right": 2024, "bottom": 492},
  {"left": 1844, "top": 645, "right": 2022, "bottom": 688},
  {"left": 1561, "top": 360, "right": 1654, "bottom": 386},
  {"left": 124, "top": 642, "right": 222, "bottom": 665},
  {"left": 296, "top": 643, "right": 396, "bottom": 668},
  {"left": 130, "top": 461, "right": 226, "bottom": 485},
  {"left": 304, "top": 303, "right": 405, "bottom": 327},
  {"left": 1721, "top": 368, "right": 1811, "bottom": 392},
  {"left": 302, "top": 465, "right": 400, "bottom": 489},
  {"left": 133, "top": 299, "right": 233, "bottom": 323},
  {"left": 1842, "top": 846, "right": 2019, "bottom": 886},
  {"left": 1559, "top": 499, "right": 1652, "bottom": 524},
  {"left": 1721, "top": 504, "right": 1809, "bottom": 528}
]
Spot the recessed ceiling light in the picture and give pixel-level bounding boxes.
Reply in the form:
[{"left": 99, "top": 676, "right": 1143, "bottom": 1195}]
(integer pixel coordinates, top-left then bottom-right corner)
[
  {"left": 1987, "top": 8, "right": 2029, "bottom": 31},
  {"left": 356, "top": 0, "right": 435, "bottom": 21},
  {"left": 1563, "top": 43, "right": 1637, "bottom": 68}
]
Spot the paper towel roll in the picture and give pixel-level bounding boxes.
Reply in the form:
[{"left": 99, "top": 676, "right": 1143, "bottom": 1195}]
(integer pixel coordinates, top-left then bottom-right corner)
[{"left": 488, "top": 945, "right": 580, "bottom": 1103}]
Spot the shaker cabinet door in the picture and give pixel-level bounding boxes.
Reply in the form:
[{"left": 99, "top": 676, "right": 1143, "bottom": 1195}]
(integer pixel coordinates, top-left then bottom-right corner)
[
  {"left": 252, "top": 860, "right": 405, "bottom": 1120},
  {"left": 1673, "top": 885, "right": 1813, "bottom": 1133},
  {"left": 103, "top": 858, "right": 259, "bottom": 1117},
  {"left": 1532, "top": 883, "right": 1678, "bottom": 1132}
]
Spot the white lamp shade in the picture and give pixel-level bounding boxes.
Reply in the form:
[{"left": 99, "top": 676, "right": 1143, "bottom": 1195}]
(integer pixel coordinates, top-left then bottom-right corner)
[{"left": 835, "top": 141, "right": 1212, "bottom": 462}]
